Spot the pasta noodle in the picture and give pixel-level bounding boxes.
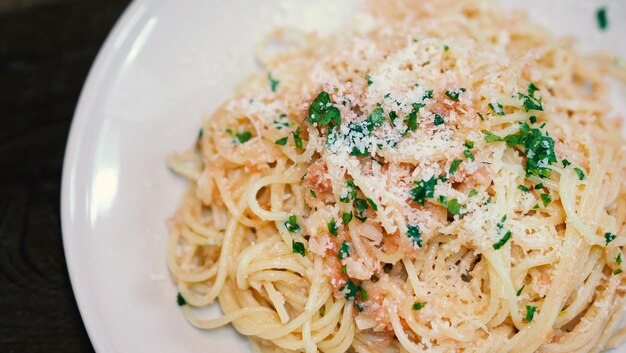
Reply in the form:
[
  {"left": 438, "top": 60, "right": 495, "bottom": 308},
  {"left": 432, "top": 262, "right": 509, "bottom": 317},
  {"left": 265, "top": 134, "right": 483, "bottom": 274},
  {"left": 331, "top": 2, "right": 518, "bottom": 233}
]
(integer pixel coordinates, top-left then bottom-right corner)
[{"left": 166, "top": 0, "right": 626, "bottom": 352}]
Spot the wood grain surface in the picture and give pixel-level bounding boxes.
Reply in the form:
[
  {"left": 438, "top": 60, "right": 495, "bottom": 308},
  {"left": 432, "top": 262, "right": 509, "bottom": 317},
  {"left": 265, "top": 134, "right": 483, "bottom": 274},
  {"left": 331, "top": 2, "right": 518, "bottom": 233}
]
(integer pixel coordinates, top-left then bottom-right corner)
[{"left": 0, "top": 1, "right": 130, "bottom": 351}]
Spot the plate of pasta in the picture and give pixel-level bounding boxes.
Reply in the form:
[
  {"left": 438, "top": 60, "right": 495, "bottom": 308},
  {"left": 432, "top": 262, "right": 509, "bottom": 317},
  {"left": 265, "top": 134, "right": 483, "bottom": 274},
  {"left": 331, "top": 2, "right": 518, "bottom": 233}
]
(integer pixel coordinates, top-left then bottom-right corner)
[{"left": 61, "top": 0, "right": 626, "bottom": 352}]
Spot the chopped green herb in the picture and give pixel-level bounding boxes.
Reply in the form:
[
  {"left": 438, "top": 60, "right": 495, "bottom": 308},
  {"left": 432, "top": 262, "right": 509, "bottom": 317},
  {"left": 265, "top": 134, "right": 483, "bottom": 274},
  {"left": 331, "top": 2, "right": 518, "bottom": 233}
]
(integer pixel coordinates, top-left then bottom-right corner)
[
  {"left": 360, "top": 283, "right": 368, "bottom": 300},
  {"left": 596, "top": 7, "right": 608, "bottom": 31},
  {"left": 463, "top": 149, "right": 475, "bottom": 160},
  {"left": 464, "top": 140, "right": 475, "bottom": 149},
  {"left": 284, "top": 215, "right": 300, "bottom": 233},
  {"left": 493, "top": 230, "right": 512, "bottom": 250},
  {"left": 410, "top": 176, "right": 436, "bottom": 205},
  {"left": 292, "top": 240, "right": 306, "bottom": 256},
  {"left": 310, "top": 189, "right": 317, "bottom": 198},
  {"left": 268, "top": 73, "right": 280, "bottom": 92},
  {"left": 235, "top": 131, "right": 253, "bottom": 144},
  {"left": 518, "top": 83, "right": 543, "bottom": 112},
  {"left": 366, "top": 198, "right": 378, "bottom": 211},
  {"left": 605, "top": 232, "right": 616, "bottom": 245},
  {"left": 366, "top": 74, "right": 373, "bottom": 86},
  {"left": 177, "top": 292, "right": 187, "bottom": 306},
  {"left": 525, "top": 305, "right": 537, "bottom": 323},
  {"left": 489, "top": 102, "right": 505, "bottom": 115},
  {"left": 516, "top": 285, "right": 525, "bottom": 296},
  {"left": 274, "top": 114, "right": 292, "bottom": 130},
  {"left": 562, "top": 159, "right": 571, "bottom": 167},
  {"left": 434, "top": 114, "right": 444, "bottom": 125},
  {"left": 292, "top": 127, "right": 303, "bottom": 149},
  {"left": 340, "top": 181, "right": 357, "bottom": 203},
  {"left": 483, "top": 130, "right": 502, "bottom": 143},
  {"left": 541, "top": 193, "right": 552, "bottom": 207},
  {"left": 423, "top": 90, "right": 434, "bottom": 99},
  {"left": 468, "top": 189, "right": 478, "bottom": 197},
  {"left": 197, "top": 128, "right": 204, "bottom": 143},
  {"left": 478, "top": 112, "right": 485, "bottom": 121},
  {"left": 404, "top": 111, "right": 419, "bottom": 132},
  {"left": 275, "top": 137, "right": 288, "bottom": 145},
  {"left": 445, "top": 88, "right": 466, "bottom": 101},
  {"left": 449, "top": 159, "right": 463, "bottom": 175},
  {"left": 355, "top": 198, "right": 368, "bottom": 214},
  {"left": 614, "top": 268, "right": 623, "bottom": 275},
  {"left": 328, "top": 219, "right": 338, "bottom": 237},
  {"left": 389, "top": 111, "right": 399, "bottom": 126},
  {"left": 574, "top": 167, "right": 585, "bottom": 180},
  {"left": 342, "top": 212, "right": 353, "bottom": 226},
  {"left": 412, "top": 302, "right": 426, "bottom": 310},
  {"left": 308, "top": 91, "right": 341, "bottom": 127},
  {"left": 340, "top": 278, "right": 359, "bottom": 300},
  {"left": 338, "top": 241, "right": 351, "bottom": 259},
  {"left": 518, "top": 185, "right": 529, "bottom": 192},
  {"left": 366, "top": 108, "right": 385, "bottom": 132},
  {"left": 535, "top": 183, "right": 544, "bottom": 190},
  {"left": 533, "top": 203, "right": 540, "bottom": 209},
  {"left": 407, "top": 224, "right": 422, "bottom": 247},
  {"left": 617, "top": 253, "right": 623, "bottom": 265},
  {"left": 444, "top": 44, "right": 450, "bottom": 51},
  {"left": 529, "top": 116, "right": 537, "bottom": 124},
  {"left": 493, "top": 123, "right": 557, "bottom": 178},
  {"left": 341, "top": 264, "right": 347, "bottom": 275},
  {"left": 446, "top": 199, "right": 463, "bottom": 216}
]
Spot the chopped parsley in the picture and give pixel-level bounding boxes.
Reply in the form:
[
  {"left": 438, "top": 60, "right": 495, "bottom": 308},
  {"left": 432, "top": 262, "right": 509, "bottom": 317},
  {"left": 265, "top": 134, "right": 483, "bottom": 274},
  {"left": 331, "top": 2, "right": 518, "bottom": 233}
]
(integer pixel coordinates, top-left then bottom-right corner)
[
  {"left": 535, "top": 183, "right": 544, "bottom": 190},
  {"left": 449, "top": 159, "right": 463, "bottom": 175},
  {"left": 468, "top": 189, "right": 478, "bottom": 197},
  {"left": 360, "top": 283, "right": 368, "bottom": 300},
  {"left": 342, "top": 212, "right": 353, "bottom": 226},
  {"left": 484, "top": 123, "right": 557, "bottom": 178},
  {"left": 234, "top": 131, "right": 252, "bottom": 144},
  {"left": 354, "top": 198, "right": 369, "bottom": 222},
  {"left": 562, "top": 159, "right": 571, "bottom": 167},
  {"left": 493, "top": 230, "right": 512, "bottom": 250},
  {"left": 407, "top": 224, "right": 422, "bottom": 247},
  {"left": 540, "top": 193, "right": 552, "bottom": 207},
  {"left": 518, "top": 185, "right": 529, "bottom": 192},
  {"left": 516, "top": 285, "right": 525, "bottom": 296},
  {"left": 605, "top": 232, "right": 616, "bottom": 245},
  {"left": 596, "top": 7, "right": 608, "bottom": 31},
  {"left": 341, "top": 264, "right": 347, "bottom": 275},
  {"left": 412, "top": 302, "right": 426, "bottom": 310},
  {"left": 366, "top": 198, "right": 378, "bottom": 211},
  {"left": 464, "top": 140, "right": 475, "bottom": 149},
  {"left": 274, "top": 114, "right": 291, "bottom": 130},
  {"left": 404, "top": 111, "right": 419, "bottom": 132},
  {"left": 446, "top": 199, "right": 463, "bottom": 215},
  {"left": 284, "top": 215, "right": 300, "bottom": 233},
  {"left": 410, "top": 176, "right": 436, "bottom": 205},
  {"left": 366, "top": 108, "right": 385, "bottom": 132},
  {"left": 268, "top": 73, "right": 280, "bottom": 92},
  {"left": 617, "top": 253, "right": 623, "bottom": 265},
  {"left": 340, "top": 278, "right": 359, "bottom": 300},
  {"left": 308, "top": 91, "right": 341, "bottom": 127},
  {"left": 525, "top": 305, "right": 537, "bottom": 323},
  {"left": 340, "top": 181, "right": 357, "bottom": 203},
  {"left": 478, "top": 112, "right": 485, "bottom": 121},
  {"left": 614, "top": 268, "right": 623, "bottom": 275},
  {"left": 434, "top": 114, "right": 444, "bottom": 125},
  {"left": 463, "top": 149, "right": 475, "bottom": 160},
  {"left": 444, "top": 44, "right": 450, "bottom": 51},
  {"left": 292, "top": 127, "right": 303, "bottom": 149},
  {"left": 328, "top": 219, "right": 338, "bottom": 237},
  {"left": 338, "top": 241, "right": 351, "bottom": 259},
  {"left": 365, "top": 74, "right": 373, "bottom": 86},
  {"left": 389, "top": 111, "right": 399, "bottom": 126},
  {"left": 292, "top": 240, "right": 306, "bottom": 256},
  {"left": 177, "top": 292, "right": 187, "bottom": 306},
  {"left": 518, "top": 83, "right": 543, "bottom": 112},
  {"left": 445, "top": 88, "right": 466, "bottom": 101},
  {"left": 489, "top": 102, "right": 505, "bottom": 115},
  {"left": 574, "top": 167, "right": 585, "bottom": 180},
  {"left": 197, "top": 128, "right": 204, "bottom": 143},
  {"left": 310, "top": 189, "right": 317, "bottom": 198},
  {"left": 529, "top": 115, "right": 537, "bottom": 124},
  {"left": 275, "top": 137, "right": 288, "bottom": 146}
]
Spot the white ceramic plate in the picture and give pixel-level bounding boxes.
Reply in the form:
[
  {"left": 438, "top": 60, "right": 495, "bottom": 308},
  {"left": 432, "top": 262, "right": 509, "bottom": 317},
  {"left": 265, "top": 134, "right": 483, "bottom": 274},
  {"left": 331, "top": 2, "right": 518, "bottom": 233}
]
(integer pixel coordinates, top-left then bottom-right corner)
[{"left": 61, "top": 0, "right": 626, "bottom": 352}]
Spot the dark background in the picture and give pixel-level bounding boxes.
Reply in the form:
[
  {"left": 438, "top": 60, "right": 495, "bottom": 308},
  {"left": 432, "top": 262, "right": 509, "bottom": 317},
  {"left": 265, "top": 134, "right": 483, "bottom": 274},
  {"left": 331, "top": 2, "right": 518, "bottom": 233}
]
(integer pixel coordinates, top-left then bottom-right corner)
[{"left": 0, "top": 0, "right": 130, "bottom": 351}]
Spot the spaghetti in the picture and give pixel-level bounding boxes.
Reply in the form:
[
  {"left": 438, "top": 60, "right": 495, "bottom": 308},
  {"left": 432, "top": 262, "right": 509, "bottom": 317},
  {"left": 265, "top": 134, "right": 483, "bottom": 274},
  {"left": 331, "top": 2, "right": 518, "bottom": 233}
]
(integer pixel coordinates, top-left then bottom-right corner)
[{"left": 166, "top": 0, "right": 626, "bottom": 352}]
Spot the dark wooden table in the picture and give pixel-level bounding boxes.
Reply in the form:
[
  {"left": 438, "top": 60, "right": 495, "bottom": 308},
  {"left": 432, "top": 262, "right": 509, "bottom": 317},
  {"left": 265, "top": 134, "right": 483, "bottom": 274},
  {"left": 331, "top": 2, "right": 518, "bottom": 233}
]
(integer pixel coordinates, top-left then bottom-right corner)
[{"left": 0, "top": 1, "right": 130, "bottom": 351}]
